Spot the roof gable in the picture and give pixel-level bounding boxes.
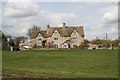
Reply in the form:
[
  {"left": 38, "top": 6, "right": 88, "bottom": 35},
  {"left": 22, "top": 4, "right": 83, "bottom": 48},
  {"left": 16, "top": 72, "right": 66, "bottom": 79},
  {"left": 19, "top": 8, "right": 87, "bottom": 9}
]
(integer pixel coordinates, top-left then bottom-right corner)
[
  {"left": 51, "top": 29, "right": 61, "bottom": 37},
  {"left": 31, "top": 30, "right": 47, "bottom": 38},
  {"left": 47, "top": 27, "right": 63, "bottom": 37},
  {"left": 31, "top": 26, "right": 84, "bottom": 38},
  {"left": 70, "top": 28, "right": 80, "bottom": 36},
  {"left": 36, "top": 32, "right": 43, "bottom": 37}
]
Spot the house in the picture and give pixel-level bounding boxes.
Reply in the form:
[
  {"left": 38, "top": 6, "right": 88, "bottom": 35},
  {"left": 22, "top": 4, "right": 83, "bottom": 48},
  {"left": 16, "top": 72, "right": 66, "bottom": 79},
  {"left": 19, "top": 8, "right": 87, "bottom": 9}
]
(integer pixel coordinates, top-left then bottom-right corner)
[
  {"left": 88, "top": 43, "right": 99, "bottom": 49},
  {"left": 29, "top": 23, "right": 84, "bottom": 48}
]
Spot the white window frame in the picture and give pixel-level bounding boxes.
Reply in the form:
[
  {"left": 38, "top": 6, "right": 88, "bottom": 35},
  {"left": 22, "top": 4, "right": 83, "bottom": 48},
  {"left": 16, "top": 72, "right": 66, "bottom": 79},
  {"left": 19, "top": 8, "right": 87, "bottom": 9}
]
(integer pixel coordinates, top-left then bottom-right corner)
[
  {"left": 73, "top": 30, "right": 77, "bottom": 33},
  {"left": 54, "top": 37, "right": 58, "bottom": 40},
  {"left": 72, "top": 37, "right": 77, "bottom": 40},
  {"left": 37, "top": 38, "right": 42, "bottom": 41},
  {"left": 73, "top": 45, "right": 77, "bottom": 47},
  {"left": 37, "top": 44, "right": 42, "bottom": 48},
  {"left": 54, "top": 31, "right": 57, "bottom": 33},
  {"left": 64, "top": 45, "right": 67, "bottom": 48}
]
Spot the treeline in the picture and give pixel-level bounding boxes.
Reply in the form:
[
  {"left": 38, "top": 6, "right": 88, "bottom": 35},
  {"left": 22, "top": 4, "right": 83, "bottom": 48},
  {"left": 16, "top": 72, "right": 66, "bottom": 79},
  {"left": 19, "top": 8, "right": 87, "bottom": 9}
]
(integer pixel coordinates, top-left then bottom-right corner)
[
  {"left": 78, "top": 38, "right": 120, "bottom": 49},
  {"left": 1, "top": 27, "right": 120, "bottom": 50},
  {"left": 1, "top": 31, "right": 28, "bottom": 50}
]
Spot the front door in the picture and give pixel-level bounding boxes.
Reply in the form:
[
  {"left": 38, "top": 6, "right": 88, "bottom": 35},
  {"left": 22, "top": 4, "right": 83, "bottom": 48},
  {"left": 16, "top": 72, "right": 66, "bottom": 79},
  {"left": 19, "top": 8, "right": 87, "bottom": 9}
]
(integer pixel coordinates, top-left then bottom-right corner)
[
  {"left": 54, "top": 44, "right": 58, "bottom": 48},
  {"left": 68, "top": 44, "right": 70, "bottom": 48}
]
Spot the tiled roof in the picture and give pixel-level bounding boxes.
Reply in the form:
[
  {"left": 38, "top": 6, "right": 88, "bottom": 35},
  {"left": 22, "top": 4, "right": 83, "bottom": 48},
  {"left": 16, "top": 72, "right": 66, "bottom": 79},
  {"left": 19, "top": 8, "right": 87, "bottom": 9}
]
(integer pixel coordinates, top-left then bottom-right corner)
[{"left": 31, "top": 26, "right": 84, "bottom": 38}]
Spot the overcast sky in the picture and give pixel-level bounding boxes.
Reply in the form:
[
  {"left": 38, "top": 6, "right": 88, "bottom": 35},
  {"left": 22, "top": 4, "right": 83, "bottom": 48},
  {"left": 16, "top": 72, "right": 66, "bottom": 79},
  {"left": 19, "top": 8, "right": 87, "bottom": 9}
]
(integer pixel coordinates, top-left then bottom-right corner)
[{"left": 1, "top": 0, "right": 119, "bottom": 40}]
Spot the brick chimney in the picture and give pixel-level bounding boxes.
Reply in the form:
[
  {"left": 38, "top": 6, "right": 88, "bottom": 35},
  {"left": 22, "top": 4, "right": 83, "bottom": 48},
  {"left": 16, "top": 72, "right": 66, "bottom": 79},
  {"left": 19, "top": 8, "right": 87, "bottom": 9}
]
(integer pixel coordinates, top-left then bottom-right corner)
[{"left": 47, "top": 24, "right": 50, "bottom": 29}]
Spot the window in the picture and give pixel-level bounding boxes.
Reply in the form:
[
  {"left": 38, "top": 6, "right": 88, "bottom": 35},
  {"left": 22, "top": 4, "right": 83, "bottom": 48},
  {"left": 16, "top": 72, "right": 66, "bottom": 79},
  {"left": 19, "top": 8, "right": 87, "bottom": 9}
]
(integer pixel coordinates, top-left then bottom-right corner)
[
  {"left": 73, "top": 30, "right": 77, "bottom": 33},
  {"left": 73, "top": 45, "right": 77, "bottom": 48},
  {"left": 37, "top": 44, "right": 42, "bottom": 48},
  {"left": 64, "top": 45, "right": 67, "bottom": 47},
  {"left": 54, "top": 31, "right": 57, "bottom": 33},
  {"left": 38, "top": 38, "right": 42, "bottom": 41},
  {"left": 54, "top": 37, "right": 58, "bottom": 40},
  {"left": 73, "top": 37, "right": 77, "bottom": 40}
]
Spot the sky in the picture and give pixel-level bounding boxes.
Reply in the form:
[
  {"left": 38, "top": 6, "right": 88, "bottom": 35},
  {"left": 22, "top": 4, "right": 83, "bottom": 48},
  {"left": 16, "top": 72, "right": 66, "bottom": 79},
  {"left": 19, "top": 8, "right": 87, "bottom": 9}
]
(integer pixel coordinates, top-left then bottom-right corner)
[{"left": 1, "top": 0, "right": 119, "bottom": 40}]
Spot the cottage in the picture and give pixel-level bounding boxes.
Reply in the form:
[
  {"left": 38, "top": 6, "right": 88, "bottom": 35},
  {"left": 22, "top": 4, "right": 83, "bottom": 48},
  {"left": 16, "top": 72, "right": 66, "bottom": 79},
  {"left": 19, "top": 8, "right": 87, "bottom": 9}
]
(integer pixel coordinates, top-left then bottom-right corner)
[
  {"left": 88, "top": 43, "right": 99, "bottom": 49},
  {"left": 29, "top": 23, "right": 84, "bottom": 48}
]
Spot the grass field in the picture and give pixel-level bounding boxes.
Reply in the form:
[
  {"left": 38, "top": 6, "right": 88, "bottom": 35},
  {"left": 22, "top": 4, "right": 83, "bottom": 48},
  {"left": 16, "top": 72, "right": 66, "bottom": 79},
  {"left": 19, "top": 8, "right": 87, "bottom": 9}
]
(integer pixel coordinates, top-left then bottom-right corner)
[{"left": 2, "top": 49, "right": 118, "bottom": 78}]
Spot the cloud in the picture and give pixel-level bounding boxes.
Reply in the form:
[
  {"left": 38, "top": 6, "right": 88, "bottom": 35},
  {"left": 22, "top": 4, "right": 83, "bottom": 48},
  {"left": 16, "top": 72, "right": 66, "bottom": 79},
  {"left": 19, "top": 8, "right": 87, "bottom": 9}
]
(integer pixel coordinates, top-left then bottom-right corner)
[
  {"left": 2, "top": 0, "right": 78, "bottom": 37},
  {"left": 2, "top": 0, "right": 119, "bottom": 2},
  {"left": 2, "top": 1, "right": 118, "bottom": 40},
  {"left": 86, "top": 4, "right": 118, "bottom": 40},
  {"left": 102, "top": 5, "right": 118, "bottom": 23},
  {"left": 3, "top": 0, "right": 39, "bottom": 18},
  {"left": 85, "top": 23, "right": 118, "bottom": 40}
]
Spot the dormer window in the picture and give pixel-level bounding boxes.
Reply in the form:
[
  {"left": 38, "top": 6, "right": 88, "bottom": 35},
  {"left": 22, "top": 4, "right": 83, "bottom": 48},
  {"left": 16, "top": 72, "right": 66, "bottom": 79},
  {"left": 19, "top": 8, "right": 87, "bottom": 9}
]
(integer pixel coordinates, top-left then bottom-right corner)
[
  {"left": 54, "top": 31, "right": 57, "bottom": 33},
  {"left": 73, "top": 30, "right": 77, "bottom": 33}
]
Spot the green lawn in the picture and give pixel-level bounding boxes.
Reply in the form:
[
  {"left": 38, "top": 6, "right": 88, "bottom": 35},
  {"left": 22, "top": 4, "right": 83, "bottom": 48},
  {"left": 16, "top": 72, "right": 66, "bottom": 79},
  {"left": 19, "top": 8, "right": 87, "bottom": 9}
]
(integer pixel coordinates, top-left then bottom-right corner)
[{"left": 2, "top": 49, "right": 118, "bottom": 78}]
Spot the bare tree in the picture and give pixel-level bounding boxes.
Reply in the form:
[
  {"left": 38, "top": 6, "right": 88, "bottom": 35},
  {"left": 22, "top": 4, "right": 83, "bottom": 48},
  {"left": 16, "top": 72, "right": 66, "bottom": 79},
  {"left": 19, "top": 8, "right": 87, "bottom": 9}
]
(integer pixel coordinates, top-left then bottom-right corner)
[{"left": 27, "top": 25, "right": 41, "bottom": 38}]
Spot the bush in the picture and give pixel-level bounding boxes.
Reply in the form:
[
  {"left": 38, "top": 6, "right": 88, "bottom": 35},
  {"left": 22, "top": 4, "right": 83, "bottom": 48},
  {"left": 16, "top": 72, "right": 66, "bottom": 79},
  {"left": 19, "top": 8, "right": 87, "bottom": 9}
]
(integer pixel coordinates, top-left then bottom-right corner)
[
  {"left": 78, "top": 43, "right": 89, "bottom": 49},
  {"left": 32, "top": 44, "right": 37, "bottom": 48}
]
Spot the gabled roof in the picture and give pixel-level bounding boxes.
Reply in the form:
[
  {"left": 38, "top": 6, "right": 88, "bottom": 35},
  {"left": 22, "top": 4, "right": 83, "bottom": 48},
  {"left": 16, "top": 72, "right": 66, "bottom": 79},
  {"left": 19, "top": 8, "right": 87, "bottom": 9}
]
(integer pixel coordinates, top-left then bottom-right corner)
[
  {"left": 61, "top": 40, "right": 74, "bottom": 45},
  {"left": 31, "top": 30, "right": 47, "bottom": 38},
  {"left": 31, "top": 26, "right": 84, "bottom": 38}
]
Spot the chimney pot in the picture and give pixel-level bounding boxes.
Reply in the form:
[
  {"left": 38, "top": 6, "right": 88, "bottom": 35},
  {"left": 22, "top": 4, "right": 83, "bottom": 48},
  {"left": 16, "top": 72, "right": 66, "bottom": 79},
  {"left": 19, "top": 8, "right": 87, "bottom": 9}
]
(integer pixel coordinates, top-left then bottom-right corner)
[
  {"left": 63, "top": 23, "right": 66, "bottom": 27},
  {"left": 47, "top": 24, "right": 50, "bottom": 28}
]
